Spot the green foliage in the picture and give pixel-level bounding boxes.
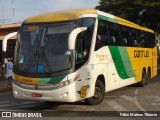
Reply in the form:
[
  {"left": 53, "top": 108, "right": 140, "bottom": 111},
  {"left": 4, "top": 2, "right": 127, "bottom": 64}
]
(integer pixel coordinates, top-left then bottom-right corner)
[{"left": 96, "top": 0, "right": 160, "bottom": 33}]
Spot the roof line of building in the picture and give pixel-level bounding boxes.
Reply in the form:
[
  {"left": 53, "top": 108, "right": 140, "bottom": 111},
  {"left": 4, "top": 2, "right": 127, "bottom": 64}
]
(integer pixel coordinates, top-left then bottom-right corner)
[{"left": 0, "top": 23, "right": 21, "bottom": 29}]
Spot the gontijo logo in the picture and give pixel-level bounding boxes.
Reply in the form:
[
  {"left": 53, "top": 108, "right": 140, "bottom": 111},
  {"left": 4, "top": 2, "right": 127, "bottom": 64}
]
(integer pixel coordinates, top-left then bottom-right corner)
[{"left": 134, "top": 50, "right": 149, "bottom": 58}]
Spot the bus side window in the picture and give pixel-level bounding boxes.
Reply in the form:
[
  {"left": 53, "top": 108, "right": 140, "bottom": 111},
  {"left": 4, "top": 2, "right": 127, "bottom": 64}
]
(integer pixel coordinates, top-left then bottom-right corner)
[
  {"left": 123, "top": 38, "right": 128, "bottom": 46},
  {"left": 146, "top": 32, "right": 153, "bottom": 48},
  {"left": 130, "top": 29, "right": 139, "bottom": 47},
  {"left": 108, "top": 23, "right": 120, "bottom": 46},
  {"left": 148, "top": 33, "right": 156, "bottom": 48},
  {"left": 121, "top": 26, "right": 129, "bottom": 46},
  {"left": 75, "top": 18, "right": 96, "bottom": 70},
  {"left": 111, "top": 36, "right": 116, "bottom": 45},
  {"left": 95, "top": 20, "right": 109, "bottom": 51},
  {"left": 138, "top": 31, "right": 146, "bottom": 47}
]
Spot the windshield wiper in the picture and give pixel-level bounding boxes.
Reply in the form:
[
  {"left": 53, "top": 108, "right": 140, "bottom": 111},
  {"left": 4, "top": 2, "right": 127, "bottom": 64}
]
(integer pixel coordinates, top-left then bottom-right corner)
[
  {"left": 39, "top": 46, "right": 53, "bottom": 73},
  {"left": 38, "top": 26, "right": 53, "bottom": 73},
  {"left": 23, "top": 42, "right": 39, "bottom": 72},
  {"left": 22, "top": 26, "right": 54, "bottom": 74}
]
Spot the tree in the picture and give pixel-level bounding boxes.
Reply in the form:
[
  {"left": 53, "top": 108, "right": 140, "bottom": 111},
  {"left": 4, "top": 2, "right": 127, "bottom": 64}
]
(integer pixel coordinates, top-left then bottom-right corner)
[{"left": 96, "top": 0, "right": 160, "bottom": 33}]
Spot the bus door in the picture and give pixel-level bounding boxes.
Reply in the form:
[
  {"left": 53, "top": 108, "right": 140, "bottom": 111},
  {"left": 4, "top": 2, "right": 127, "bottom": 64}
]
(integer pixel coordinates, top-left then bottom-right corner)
[{"left": 75, "top": 34, "right": 88, "bottom": 96}]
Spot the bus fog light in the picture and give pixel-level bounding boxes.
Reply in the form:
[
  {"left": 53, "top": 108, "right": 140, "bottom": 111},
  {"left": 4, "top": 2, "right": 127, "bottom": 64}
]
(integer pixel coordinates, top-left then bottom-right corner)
[
  {"left": 14, "top": 90, "right": 18, "bottom": 95},
  {"left": 61, "top": 92, "right": 68, "bottom": 98}
]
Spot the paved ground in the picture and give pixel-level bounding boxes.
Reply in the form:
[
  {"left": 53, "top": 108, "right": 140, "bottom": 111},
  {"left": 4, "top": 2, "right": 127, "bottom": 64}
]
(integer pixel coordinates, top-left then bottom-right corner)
[
  {"left": 0, "top": 78, "right": 12, "bottom": 93},
  {"left": 0, "top": 78, "right": 9, "bottom": 88},
  {"left": 0, "top": 71, "right": 160, "bottom": 119},
  {"left": 0, "top": 75, "right": 159, "bottom": 116}
]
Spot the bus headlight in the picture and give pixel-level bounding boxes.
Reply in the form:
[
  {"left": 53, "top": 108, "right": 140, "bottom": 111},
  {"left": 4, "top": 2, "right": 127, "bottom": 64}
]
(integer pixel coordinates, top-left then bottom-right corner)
[{"left": 57, "top": 75, "right": 79, "bottom": 88}]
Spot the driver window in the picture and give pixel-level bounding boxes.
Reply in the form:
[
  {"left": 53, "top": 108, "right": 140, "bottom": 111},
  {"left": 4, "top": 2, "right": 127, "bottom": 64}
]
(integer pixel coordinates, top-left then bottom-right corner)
[
  {"left": 95, "top": 20, "right": 110, "bottom": 51},
  {"left": 75, "top": 18, "right": 95, "bottom": 70},
  {"left": 75, "top": 32, "right": 89, "bottom": 70}
]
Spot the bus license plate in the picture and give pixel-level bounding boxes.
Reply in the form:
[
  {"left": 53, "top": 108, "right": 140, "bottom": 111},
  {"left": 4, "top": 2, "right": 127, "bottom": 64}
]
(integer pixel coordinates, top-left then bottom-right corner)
[{"left": 32, "top": 93, "right": 43, "bottom": 97}]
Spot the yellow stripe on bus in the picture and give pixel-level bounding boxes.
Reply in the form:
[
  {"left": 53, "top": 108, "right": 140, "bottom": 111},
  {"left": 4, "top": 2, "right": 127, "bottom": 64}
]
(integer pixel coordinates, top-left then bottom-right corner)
[
  {"left": 14, "top": 74, "right": 39, "bottom": 85},
  {"left": 127, "top": 47, "right": 153, "bottom": 82}
]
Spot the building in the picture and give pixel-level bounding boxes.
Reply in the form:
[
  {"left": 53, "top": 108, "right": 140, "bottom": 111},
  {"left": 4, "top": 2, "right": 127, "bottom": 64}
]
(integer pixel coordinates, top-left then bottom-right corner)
[{"left": 0, "top": 23, "right": 21, "bottom": 63}]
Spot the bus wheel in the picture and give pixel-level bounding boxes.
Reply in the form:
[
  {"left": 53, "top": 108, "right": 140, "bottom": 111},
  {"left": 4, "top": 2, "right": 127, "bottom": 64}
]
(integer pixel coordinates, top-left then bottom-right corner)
[
  {"left": 145, "top": 71, "right": 150, "bottom": 85},
  {"left": 85, "top": 79, "right": 105, "bottom": 105},
  {"left": 138, "top": 70, "right": 148, "bottom": 87}
]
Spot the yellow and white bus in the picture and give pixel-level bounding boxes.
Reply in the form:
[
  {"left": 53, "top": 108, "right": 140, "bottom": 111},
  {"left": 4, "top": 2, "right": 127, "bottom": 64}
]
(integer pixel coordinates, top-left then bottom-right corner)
[{"left": 12, "top": 9, "right": 157, "bottom": 105}]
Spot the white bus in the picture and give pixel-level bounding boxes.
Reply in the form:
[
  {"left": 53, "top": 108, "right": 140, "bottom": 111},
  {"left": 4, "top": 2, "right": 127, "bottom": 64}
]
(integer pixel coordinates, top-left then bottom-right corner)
[{"left": 11, "top": 9, "right": 157, "bottom": 105}]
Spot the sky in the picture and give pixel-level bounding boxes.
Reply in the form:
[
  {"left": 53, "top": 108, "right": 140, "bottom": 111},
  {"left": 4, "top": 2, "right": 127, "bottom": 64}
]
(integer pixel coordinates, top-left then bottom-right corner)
[{"left": 0, "top": 0, "right": 99, "bottom": 24}]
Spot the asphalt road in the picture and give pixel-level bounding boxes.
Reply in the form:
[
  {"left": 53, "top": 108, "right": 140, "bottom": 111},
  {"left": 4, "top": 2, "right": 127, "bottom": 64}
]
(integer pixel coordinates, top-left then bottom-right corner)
[{"left": 0, "top": 74, "right": 160, "bottom": 119}]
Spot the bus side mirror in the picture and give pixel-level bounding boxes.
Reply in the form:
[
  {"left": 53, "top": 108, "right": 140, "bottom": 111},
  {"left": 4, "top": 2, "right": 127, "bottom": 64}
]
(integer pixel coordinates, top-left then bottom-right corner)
[
  {"left": 68, "top": 27, "right": 87, "bottom": 50},
  {"left": 2, "top": 32, "right": 17, "bottom": 52},
  {"left": 2, "top": 32, "right": 17, "bottom": 65}
]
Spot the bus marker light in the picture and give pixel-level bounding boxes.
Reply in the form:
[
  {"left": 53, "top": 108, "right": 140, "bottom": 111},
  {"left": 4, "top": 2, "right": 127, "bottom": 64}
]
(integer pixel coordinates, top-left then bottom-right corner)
[
  {"left": 32, "top": 93, "right": 42, "bottom": 97},
  {"left": 61, "top": 92, "right": 68, "bottom": 98},
  {"left": 14, "top": 90, "right": 18, "bottom": 95}
]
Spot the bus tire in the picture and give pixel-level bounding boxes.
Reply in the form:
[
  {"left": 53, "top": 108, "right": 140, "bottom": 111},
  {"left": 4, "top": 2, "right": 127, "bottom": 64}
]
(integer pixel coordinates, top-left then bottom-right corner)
[
  {"left": 145, "top": 71, "right": 150, "bottom": 85},
  {"left": 85, "top": 79, "right": 105, "bottom": 105},
  {"left": 138, "top": 70, "right": 147, "bottom": 87}
]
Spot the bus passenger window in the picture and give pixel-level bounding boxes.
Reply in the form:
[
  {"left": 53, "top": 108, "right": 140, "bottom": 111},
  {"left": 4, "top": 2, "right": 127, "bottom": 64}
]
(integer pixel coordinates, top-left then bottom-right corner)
[
  {"left": 130, "top": 29, "right": 139, "bottom": 47},
  {"left": 148, "top": 33, "right": 155, "bottom": 48},
  {"left": 123, "top": 38, "right": 128, "bottom": 46},
  {"left": 111, "top": 36, "right": 116, "bottom": 45},
  {"left": 108, "top": 23, "right": 120, "bottom": 46},
  {"left": 133, "top": 39, "right": 138, "bottom": 46},
  {"left": 95, "top": 20, "right": 109, "bottom": 51},
  {"left": 144, "top": 32, "right": 151, "bottom": 48},
  {"left": 138, "top": 31, "right": 146, "bottom": 47},
  {"left": 121, "top": 26, "right": 130, "bottom": 46},
  {"left": 147, "top": 33, "right": 156, "bottom": 48}
]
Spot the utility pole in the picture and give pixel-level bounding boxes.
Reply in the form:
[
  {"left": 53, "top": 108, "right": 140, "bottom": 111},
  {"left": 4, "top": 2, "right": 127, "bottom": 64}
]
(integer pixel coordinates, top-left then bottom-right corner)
[
  {"left": 1, "top": 4, "right": 4, "bottom": 24},
  {"left": 12, "top": 0, "right": 15, "bottom": 22},
  {"left": 0, "top": 3, "right": 11, "bottom": 24}
]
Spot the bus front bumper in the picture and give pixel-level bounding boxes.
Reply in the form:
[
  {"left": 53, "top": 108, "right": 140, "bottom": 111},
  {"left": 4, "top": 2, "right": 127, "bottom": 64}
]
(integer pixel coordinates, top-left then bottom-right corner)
[{"left": 12, "top": 82, "right": 80, "bottom": 102}]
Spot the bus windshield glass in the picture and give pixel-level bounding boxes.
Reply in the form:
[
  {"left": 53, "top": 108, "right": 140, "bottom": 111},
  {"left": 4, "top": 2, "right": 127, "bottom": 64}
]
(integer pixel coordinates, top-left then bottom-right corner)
[{"left": 15, "top": 21, "right": 75, "bottom": 73}]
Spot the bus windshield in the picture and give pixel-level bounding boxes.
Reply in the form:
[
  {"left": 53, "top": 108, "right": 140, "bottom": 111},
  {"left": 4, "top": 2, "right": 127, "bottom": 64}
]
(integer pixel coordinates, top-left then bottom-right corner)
[{"left": 15, "top": 21, "right": 75, "bottom": 73}]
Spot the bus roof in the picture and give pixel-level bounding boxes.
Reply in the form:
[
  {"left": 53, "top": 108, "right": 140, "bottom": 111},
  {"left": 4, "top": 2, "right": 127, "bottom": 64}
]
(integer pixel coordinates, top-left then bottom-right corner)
[
  {"left": 24, "top": 9, "right": 97, "bottom": 23},
  {"left": 24, "top": 9, "right": 154, "bottom": 33},
  {"left": 97, "top": 11, "right": 154, "bottom": 33}
]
